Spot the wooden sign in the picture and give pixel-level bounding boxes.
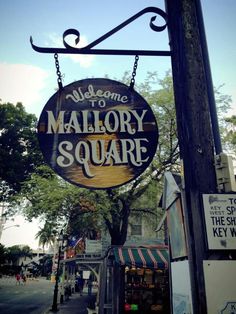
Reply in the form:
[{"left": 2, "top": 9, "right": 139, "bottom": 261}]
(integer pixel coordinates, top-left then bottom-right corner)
[{"left": 38, "top": 78, "right": 158, "bottom": 189}]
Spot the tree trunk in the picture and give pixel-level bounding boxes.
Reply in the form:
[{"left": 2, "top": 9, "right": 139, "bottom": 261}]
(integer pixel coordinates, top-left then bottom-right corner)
[{"left": 106, "top": 202, "right": 131, "bottom": 246}]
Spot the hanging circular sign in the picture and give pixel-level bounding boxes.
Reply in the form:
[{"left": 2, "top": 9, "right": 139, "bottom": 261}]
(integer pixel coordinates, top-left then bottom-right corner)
[{"left": 37, "top": 78, "right": 158, "bottom": 189}]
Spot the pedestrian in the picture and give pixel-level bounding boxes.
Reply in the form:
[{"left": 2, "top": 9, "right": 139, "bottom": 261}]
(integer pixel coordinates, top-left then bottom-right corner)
[
  {"left": 22, "top": 274, "right": 27, "bottom": 285},
  {"left": 76, "top": 275, "right": 84, "bottom": 296},
  {"left": 87, "top": 276, "right": 93, "bottom": 296},
  {"left": 15, "top": 273, "right": 21, "bottom": 285}
]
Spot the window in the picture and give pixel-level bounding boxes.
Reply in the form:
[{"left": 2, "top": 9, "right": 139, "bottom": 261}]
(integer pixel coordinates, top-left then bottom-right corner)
[{"left": 131, "top": 216, "right": 142, "bottom": 236}]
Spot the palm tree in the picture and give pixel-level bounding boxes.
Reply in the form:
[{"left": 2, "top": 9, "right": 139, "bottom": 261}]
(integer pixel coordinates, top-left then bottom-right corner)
[{"left": 35, "top": 223, "right": 57, "bottom": 251}]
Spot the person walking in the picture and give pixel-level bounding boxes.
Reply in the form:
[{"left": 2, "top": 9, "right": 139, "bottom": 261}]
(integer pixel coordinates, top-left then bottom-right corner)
[
  {"left": 76, "top": 275, "right": 84, "bottom": 296},
  {"left": 22, "top": 274, "right": 27, "bottom": 285},
  {"left": 15, "top": 273, "right": 21, "bottom": 285},
  {"left": 87, "top": 276, "right": 93, "bottom": 296}
]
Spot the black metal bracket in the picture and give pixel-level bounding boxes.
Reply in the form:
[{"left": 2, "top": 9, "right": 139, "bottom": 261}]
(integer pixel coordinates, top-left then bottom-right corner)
[{"left": 30, "top": 6, "right": 171, "bottom": 56}]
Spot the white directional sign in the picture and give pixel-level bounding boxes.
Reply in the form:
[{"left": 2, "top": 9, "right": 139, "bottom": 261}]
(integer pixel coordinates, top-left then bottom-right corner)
[{"left": 202, "top": 194, "right": 236, "bottom": 250}]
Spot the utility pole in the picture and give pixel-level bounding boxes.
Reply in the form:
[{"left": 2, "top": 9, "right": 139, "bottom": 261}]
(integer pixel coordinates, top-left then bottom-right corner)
[{"left": 165, "top": 0, "right": 219, "bottom": 313}]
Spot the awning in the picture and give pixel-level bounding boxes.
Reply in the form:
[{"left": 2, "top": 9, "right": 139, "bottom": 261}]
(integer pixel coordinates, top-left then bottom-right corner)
[{"left": 112, "top": 246, "right": 169, "bottom": 270}]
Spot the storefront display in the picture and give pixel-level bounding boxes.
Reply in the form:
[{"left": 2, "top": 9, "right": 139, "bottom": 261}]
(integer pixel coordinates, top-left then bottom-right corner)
[
  {"left": 124, "top": 267, "right": 169, "bottom": 313},
  {"left": 110, "top": 246, "right": 170, "bottom": 314}
]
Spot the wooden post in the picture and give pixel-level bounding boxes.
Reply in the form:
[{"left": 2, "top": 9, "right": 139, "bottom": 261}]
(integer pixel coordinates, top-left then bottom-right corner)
[
  {"left": 165, "top": 0, "right": 218, "bottom": 313},
  {"left": 98, "top": 260, "right": 106, "bottom": 314}
]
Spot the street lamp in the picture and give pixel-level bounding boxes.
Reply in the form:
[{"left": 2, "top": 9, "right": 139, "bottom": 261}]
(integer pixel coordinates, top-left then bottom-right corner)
[{"left": 51, "top": 230, "right": 67, "bottom": 312}]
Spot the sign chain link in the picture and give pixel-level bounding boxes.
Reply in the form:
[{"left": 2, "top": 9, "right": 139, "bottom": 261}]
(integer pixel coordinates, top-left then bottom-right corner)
[
  {"left": 130, "top": 55, "right": 139, "bottom": 90},
  {"left": 54, "top": 53, "right": 63, "bottom": 90}
]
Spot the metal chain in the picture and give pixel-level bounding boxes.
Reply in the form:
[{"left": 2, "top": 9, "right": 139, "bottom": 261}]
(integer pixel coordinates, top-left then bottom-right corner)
[
  {"left": 54, "top": 53, "right": 63, "bottom": 90},
  {"left": 130, "top": 55, "right": 139, "bottom": 90}
]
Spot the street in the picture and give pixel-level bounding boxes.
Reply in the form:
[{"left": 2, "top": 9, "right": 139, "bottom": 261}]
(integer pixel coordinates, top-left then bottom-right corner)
[{"left": 0, "top": 276, "right": 54, "bottom": 314}]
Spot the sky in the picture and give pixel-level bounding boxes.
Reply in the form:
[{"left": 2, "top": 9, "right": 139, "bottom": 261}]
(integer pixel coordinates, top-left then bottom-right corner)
[{"left": 0, "top": 0, "right": 236, "bottom": 249}]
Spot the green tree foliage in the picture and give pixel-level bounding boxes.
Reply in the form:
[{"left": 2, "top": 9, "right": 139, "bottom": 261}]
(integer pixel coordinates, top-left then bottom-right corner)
[
  {"left": 17, "top": 165, "right": 105, "bottom": 242},
  {"left": 214, "top": 85, "right": 232, "bottom": 125},
  {"left": 213, "top": 85, "right": 235, "bottom": 157},
  {"left": 6, "top": 245, "right": 33, "bottom": 265},
  {"left": 223, "top": 115, "right": 236, "bottom": 156},
  {"left": 0, "top": 102, "right": 43, "bottom": 201},
  {"left": 35, "top": 222, "right": 57, "bottom": 250},
  {"left": 0, "top": 243, "right": 8, "bottom": 264}
]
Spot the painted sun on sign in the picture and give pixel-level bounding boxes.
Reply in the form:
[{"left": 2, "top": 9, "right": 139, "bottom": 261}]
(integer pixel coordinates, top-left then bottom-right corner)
[{"left": 37, "top": 78, "right": 158, "bottom": 189}]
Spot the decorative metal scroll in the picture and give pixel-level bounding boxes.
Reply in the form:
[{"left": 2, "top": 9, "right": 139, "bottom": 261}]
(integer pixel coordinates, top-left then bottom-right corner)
[{"left": 30, "top": 6, "right": 171, "bottom": 56}]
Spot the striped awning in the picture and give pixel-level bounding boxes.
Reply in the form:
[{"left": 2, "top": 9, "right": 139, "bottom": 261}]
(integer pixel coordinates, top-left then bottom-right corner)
[{"left": 112, "top": 246, "right": 169, "bottom": 270}]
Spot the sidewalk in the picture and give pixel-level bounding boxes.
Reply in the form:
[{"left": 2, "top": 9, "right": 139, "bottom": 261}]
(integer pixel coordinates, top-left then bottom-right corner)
[{"left": 45, "top": 292, "right": 97, "bottom": 314}]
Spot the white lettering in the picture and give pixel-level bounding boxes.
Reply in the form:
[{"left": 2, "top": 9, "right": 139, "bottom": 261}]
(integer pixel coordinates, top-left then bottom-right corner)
[
  {"left": 134, "top": 138, "right": 149, "bottom": 163},
  {"left": 104, "top": 140, "right": 122, "bottom": 165},
  {"left": 57, "top": 141, "right": 74, "bottom": 167},
  {"left": 47, "top": 111, "right": 65, "bottom": 134},
  {"left": 130, "top": 110, "right": 147, "bottom": 131},
  {"left": 45, "top": 110, "right": 148, "bottom": 135},
  {"left": 119, "top": 111, "right": 135, "bottom": 134},
  {"left": 75, "top": 141, "right": 94, "bottom": 178},
  {"left": 104, "top": 111, "right": 119, "bottom": 133},
  {"left": 90, "top": 140, "right": 105, "bottom": 164},
  {"left": 55, "top": 138, "right": 150, "bottom": 177},
  {"left": 65, "top": 111, "right": 82, "bottom": 133},
  {"left": 66, "top": 84, "right": 129, "bottom": 104}
]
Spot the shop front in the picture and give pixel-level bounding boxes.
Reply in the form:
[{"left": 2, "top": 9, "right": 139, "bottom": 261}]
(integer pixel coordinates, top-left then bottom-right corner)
[{"left": 108, "top": 246, "right": 169, "bottom": 314}]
